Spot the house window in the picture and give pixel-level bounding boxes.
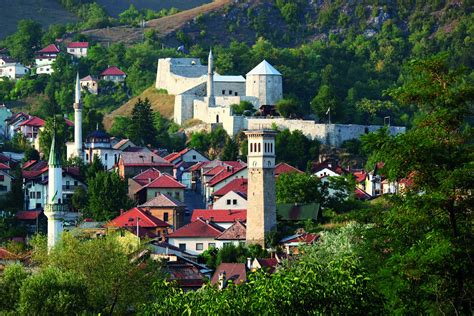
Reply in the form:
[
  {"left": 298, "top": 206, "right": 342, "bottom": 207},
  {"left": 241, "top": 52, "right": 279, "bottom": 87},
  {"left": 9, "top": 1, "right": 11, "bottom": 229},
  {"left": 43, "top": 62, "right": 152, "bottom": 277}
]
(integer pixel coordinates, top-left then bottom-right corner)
[
  {"left": 196, "top": 243, "right": 203, "bottom": 251},
  {"left": 0, "top": 175, "right": 4, "bottom": 181},
  {"left": 233, "top": 199, "right": 237, "bottom": 205},
  {"left": 223, "top": 242, "right": 231, "bottom": 246},
  {"left": 105, "top": 154, "right": 108, "bottom": 161},
  {"left": 179, "top": 243, "right": 186, "bottom": 251},
  {"left": 74, "top": 181, "right": 78, "bottom": 186},
  {"left": 216, "top": 115, "right": 219, "bottom": 123},
  {"left": 66, "top": 181, "right": 70, "bottom": 189},
  {"left": 175, "top": 192, "right": 179, "bottom": 199},
  {"left": 192, "top": 155, "right": 196, "bottom": 160},
  {"left": 226, "top": 199, "right": 231, "bottom": 205},
  {"left": 36, "top": 192, "right": 41, "bottom": 199},
  {"left": 163, "top": 212, "right": 169, "bottom": 222},
  {"left": 208, "top": 243, "right": 216, "bottom": 248}
]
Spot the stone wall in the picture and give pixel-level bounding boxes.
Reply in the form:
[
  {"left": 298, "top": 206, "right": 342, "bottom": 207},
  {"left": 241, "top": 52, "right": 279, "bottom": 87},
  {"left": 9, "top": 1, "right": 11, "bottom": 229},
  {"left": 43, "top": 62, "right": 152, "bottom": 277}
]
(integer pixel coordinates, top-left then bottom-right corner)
[
  {"left": 246, "top": 74, "right": 282, "bottom": 105},
  {"left": 214, "top": 81, "right": 246, "bottom": 97},
  {"left": 155, "top": 58, "right": 207, "bottom": 95}
]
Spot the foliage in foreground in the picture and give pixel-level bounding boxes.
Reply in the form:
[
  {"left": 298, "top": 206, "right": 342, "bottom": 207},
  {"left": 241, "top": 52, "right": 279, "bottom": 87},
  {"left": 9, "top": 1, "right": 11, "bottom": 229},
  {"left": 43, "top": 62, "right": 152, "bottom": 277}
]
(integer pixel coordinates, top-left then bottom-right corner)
[{"left": 140, "top": 223, "right": 382, "bottom": 315}]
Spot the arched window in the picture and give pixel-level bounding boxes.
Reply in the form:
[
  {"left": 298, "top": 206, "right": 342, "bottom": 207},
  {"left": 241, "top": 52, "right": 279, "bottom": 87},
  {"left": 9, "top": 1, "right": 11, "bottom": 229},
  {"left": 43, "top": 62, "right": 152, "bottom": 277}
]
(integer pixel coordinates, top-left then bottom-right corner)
[
  {"left": 216, "top": 115, "right": 219, "bottom": 123},
  {"left": 258, "top": 143, "right": 261, "bottom": 152}
]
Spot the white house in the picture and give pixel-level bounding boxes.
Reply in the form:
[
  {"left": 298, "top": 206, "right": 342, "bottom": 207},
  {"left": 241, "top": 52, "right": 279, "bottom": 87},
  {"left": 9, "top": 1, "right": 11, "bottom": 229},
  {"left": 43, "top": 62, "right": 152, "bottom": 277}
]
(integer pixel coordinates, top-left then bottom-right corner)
[
  {"left": 0, "top": 62, "right": 29, "bottom": 80},
  {"left": 214, "top": 220, "right": 246, "bottom": 248},
  {"left": 35, "top": 44, "right": 60, "bottom": 75},
  {"left": 67, "top": 42, "right": 89, "bottom": 58},
  {"left": 0, "top": 167, "right": 13, "bottom": 197},
  {"left": 191, "top": 209, "right": 246, "bottom": 230},
  {"left": 213, "top": 190, "right": 247, "bottom": 210},
  {"left": 24, "top": 167, "right": 86, "bottom": 210},
  {"left": 100, "top": 66, "right": 126, "bottom": 83},
  {"left": 80, "top": 75, "right": 99, "bottom": 94},
  {"left": 167, "top": 218, "right": 224, "bottom": 255}
]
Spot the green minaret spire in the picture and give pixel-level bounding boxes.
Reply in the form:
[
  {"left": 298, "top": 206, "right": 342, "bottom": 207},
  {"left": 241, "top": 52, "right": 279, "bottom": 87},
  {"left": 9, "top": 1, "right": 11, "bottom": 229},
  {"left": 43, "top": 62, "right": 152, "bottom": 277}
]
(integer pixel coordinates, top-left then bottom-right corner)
[{"left": 48, "top": 118, "right": 62, "bottom": 167}]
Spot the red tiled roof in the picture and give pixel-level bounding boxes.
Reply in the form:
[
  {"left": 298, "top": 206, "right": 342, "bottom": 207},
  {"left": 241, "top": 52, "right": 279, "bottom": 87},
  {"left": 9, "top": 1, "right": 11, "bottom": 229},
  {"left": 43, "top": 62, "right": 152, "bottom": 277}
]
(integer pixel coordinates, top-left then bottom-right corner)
[
  {"left": 164, "top": 148, "right": 190, "bottom": 163},
  {"left": 189, "top": 161, "right": 208, "bottom": 172},
  {"left": 22, "top": 160, "right": 37, "bottom": 169},
  {"left": 139, "top": 193, "right": 186, "bottom": 208},
  {"left": 167, "top": 218, "right": 224, "bottom": 238},
  {"left": 19, "top": 116, "right": 45, "bottom": 127},
  {"left": 191, "top": 209, "right": 246, "bottom": 223},
  {"left": 80, "top": 75, "right": 98, "bottom": 82},
  {"left": 274, "top": 162, "right": 303, "bottom": 176},
  {"left": 208, "top": 166, "right": 246, "bottom": 187},
  {"left": 222, "top": 161, "right": 246, "bottom": 169},
  {"left": 354, "top": 188, "right": 371, "bottom": 200},
  {"left": 101, "top": 66, "right": 126, "bottom": 76},
  {"left": 256, "top": 258, "right": 278, "bottom": 273},
  {"left": 352, "top": 170, "right": 367, "bottom": 183},
  {"left": 65, "top": 119, "right": 74, "bottom": 127},
  {"left": 132, "top": 168, "right": 162, "bottom": 186},
  {"left": 120, "top": 152, "right": 172, "bottom": 167},
  {"left": 68, "top": 42, "right": 89, "bottom": 48},
  {"left": 216, "top": 221, "right": 246, "bottom": 240},
  {"left": 107, "top": 207, "right": 169, "bottom": 228},
  {"left": 16, "top": 210, "right": 42, "bottom": 220},
  {"left": 211, "top": 263, "right": 247, "bottom": 285},
  {"left": 213, "top": 178, "right": 248, "bottom": 197},
  {"left": 0, "top": 162, "right": 10, "bottom": 170},
  {"left": 140, "top": 173, "right": 185, "bottom": 190},
  {"left": 22, "top": 167, "right": 48, "bottom": 179},
  {"left": 203, "top": 165, "right": 225, "bottom": 177},
  {"left": 0, "top": 248, "right": 19, "bottom": 260},
  {"left": 282, "top": 232, "right": 320, "bottom": 244},
  {"left": 38, "top": 44, "right": 60, "bottom": 54}
]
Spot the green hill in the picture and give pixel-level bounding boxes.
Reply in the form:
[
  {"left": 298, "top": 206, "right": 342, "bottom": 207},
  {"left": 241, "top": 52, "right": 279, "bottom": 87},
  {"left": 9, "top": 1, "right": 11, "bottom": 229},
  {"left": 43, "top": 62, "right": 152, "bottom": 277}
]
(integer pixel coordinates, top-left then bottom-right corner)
[{"left": 0, "top": 0, "right": 76, "bottom": 40}]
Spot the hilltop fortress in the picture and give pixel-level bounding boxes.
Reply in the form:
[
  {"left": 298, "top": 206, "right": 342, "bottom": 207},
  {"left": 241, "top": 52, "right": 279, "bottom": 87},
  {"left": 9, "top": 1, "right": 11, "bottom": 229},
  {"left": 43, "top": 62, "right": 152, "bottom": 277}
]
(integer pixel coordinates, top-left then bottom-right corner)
[{"left": 155, "top": 52, "right": 404, "bottom": 146}]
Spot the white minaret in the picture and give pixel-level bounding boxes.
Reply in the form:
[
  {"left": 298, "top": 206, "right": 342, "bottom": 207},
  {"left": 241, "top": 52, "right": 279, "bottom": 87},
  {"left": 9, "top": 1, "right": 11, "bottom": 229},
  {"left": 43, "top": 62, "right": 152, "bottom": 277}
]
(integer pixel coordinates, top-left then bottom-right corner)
[
  {"left": 245, "top": 129, "right": 277, "bottom": 246},
  {"left": 44, "top": 124, "right": 65, "bottom": 252},
  {"left": 74, "top": 72, "right": 83, "bottom": 158},
  {"left": 207, "top": 49, "right": 215, "bottom": 107}
]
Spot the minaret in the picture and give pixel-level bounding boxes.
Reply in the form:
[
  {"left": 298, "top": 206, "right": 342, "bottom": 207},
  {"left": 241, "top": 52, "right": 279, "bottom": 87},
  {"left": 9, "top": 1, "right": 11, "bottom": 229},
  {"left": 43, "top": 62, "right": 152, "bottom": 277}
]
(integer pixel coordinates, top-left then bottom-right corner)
[
  {"left": 245, "top": 130, "right": 277, "bottom": 247},
  {"left": 44, "top": 123, "right": 65, "bottom": 252},
  {"left": 207, "top": 49, "right": 215, "bottom": 107},
  {"left": 73, "top": 72, "right": 83, "bottom": 159}
]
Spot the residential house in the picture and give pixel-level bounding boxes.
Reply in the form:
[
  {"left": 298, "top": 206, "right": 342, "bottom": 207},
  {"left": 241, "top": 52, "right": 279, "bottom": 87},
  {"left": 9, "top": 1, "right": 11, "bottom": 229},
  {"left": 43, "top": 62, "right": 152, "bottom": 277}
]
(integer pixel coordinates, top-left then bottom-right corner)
[
  {"left": 210, "top": 263, "right": 247, "bottom": 288},
  {"left": 18, "top": 116, "right": 44, "bottom": 149},
  {"left": 139, "top": 193, "right": 186, "bottom": 231},
  {"left": 0, "top": 61, "right": 29, "bottom": 80},
  {"left": 191, "top": 209, "right": 246, "bottom": 229},
  {"left": 167, "top": 218, "right": 224, "bottom": 255},
  {"left": 67, "top": 42, "right": 89, "bottom": 58},
  {"left": 164, "top": 148, "right": 209, "bottom": 166},
  {"left": 106, "top": 207, "right": 169, "bottom": 241},
  {"left": 112, "top": 138, "right": 136, "bottom": 151},
  {"left": 35, "top": 44, "right": 60, "bottom": 75},
  {"left": 365, "top": 163, "right": 397, "bottom": 197},
  {"left": 128, "top": 167, "right": 162, "bottom": 198},
  {"left": 279, "top": 232, "right": 320, "bottom": 255},
  {"left": 0, "top": 163, "right": 13, "bottom": 196},
  {"left": 80, "top": 130, "right": 121, "bottom": 170},
  {"left": 4, "top": 112, "right": 29, "bottom": 139},
  {"left": 212, "top": 190, "right": 247, "bottom": 210},
  {"left": 162, "top": 255, "right": 208, "bottom": 290},
  {"left": 0, "top": 104, "right": 12, "bottom": 138},
  {"left": 249, "top": 258, "right": 279, "bottom": 273},
  {"left": 134, "top": 173, "right": 186, "bottom": 204},
  {"left": 80, "top": 75, "right": 98, "bottom": 94},
  {"left": 23, "top": 166, "right": 86, "bottom": 210},
  {"left": 100, "top": 66, "right": 126, "bottom": 83},
  {"left": 212, "top": 178, "right": 247, "bottom": 202},
  {"left": 117, "top": 151, "right": 173, "bottom": 178},
  {"left": 274, "top": 162, "right": 303, "bottom": 177},
  {"left": 16, "top": 210, "right": 47, "bottom": 235},
  {"left": 0, "top": 248, "right": 21, "bottom": 269},
  {"left": 215, "top": 220, "right": 246, "bottom": 248},
  {"left": 203, "top": 165, "right": 247, "bottom": 206}
]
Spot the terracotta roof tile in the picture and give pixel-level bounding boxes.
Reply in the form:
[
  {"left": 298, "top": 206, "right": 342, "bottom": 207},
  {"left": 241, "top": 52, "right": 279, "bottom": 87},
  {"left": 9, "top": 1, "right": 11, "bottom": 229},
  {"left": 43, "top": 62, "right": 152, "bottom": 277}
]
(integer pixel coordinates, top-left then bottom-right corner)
[
  {"left": 67, "top": 42, "right": 89, "bottom": 48},
  {"left": 139, "top": 174, "right": 185, "bottom": 190},
  {"left": 132, "top": 168, "right": 162, "bottom": 186},
  {"left": 0, "top": 162, "right": 10, "bottom": 170},
  {"left": 211, "top": 263, "right": 246, "bottom": 285},
  {"left": 37, "top": 44, "right": 60, "bottom": 54},
  {"left": 107, "top": 207, "right": 169, "bottom": 228},
  {"left": 216, "top": 221, "right": 246, "bottom": 240},
  {"left": 139, "top": 193, "right": 186, "bottom": 208},
  {"left": 16, "top": 210, "right": 43, "bottom": 220},
  {"left": 101, "top": 66, "right": 126, "bottom": 76},
  {"left": 191, "top": 209, "right": 246, "bottom": 223},
  {"left": 18, "top": 116, "right": 45, "bottom": 127},
  {"left": 274, "top": 162, "right": 303, "bottom": 176},
  {"left": 207, "top": 166, "right": 246, "bottom": 187},
  {"left": 213, "top": 178, "right": 248, "bottom": 197},
  {"left": 167, "top": 218, "right": 224, "bottom": 238}
]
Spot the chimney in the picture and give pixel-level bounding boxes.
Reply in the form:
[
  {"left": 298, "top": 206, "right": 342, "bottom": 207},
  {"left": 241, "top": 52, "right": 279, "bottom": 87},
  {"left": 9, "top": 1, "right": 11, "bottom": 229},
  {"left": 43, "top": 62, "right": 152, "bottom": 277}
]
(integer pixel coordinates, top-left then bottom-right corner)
[
  {"left": 218, "top": 271, "right": 227, "bottom": 290},
  {"left": 246, "top": 257, "right": 252, "bottom": 270},
  {"left": 148, "top": 178, "right": 152, "bottom": 183},
  {"left": 120, "top": 209, "right": 124, "bottom": 215}
]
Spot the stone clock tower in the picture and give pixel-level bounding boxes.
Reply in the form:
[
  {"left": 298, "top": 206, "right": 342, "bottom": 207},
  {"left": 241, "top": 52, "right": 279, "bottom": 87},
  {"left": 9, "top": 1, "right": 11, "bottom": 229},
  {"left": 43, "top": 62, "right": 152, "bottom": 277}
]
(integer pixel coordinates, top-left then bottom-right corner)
[{"left": 245, "top": 129, "right": 277, "bottom": 246}]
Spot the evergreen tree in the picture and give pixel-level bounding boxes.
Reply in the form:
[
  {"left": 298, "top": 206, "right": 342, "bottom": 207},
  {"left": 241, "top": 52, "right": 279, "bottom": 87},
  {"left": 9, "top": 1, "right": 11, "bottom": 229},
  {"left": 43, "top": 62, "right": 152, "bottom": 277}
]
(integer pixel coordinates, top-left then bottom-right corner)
[
  {"left": 129, "top": 98, "right": 157, "bottom": 147},
  {"left": 221, "top": 137, "right": 239, "bottom": 161},
  {"left": 38, "top": 115, "right": 70, "bottom": 161}
]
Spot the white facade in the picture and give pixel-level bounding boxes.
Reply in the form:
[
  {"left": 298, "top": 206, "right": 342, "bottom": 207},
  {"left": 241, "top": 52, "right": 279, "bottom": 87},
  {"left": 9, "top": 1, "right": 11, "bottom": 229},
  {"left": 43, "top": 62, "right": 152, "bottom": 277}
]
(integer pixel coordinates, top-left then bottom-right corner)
[
  {"left": 213, "top": 191, "right": 247, "bottom": 210},
  {"left": 67, "top": 47, "right": 88, "bottom": 58},
  {"left": 314, "top": 167, "right": 340, "bottom": 178},
  {"left": 204, "top": 168, "right": 248, "bottom": 207},
  {"left": 245, "top": 60, "right": 283, "bottom": 106},
  {"left": 167, "top": 236, "right": 217, "bottom": 256},
  {"left": 36, "top": 63, "right": 55, "bottom": 75},
  {"left": 0, "top": 63, "right": 30, "bottom": 80}
]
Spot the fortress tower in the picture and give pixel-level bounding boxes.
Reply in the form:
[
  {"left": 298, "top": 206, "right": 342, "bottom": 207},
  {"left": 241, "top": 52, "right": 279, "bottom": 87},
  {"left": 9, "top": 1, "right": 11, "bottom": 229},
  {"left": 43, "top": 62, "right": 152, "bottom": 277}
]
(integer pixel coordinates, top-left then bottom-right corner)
[
  {"left": 245, "top": 130, "right": 278, "bottom": 246},
  {"left": 246, "top": 60, "right": 282, "bottom": 106},
  {"left": 73, "top": 72, "right": 83, "bottom": 158},
  {"left": 44, "top": 126, "right": 65, "bottom": 251}
]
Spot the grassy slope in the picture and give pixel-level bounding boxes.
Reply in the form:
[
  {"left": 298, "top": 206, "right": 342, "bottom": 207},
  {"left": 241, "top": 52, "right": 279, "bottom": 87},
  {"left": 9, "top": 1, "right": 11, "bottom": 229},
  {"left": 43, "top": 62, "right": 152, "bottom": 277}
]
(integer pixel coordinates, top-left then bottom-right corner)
[
  {"left": 0, "top": 0, "right": 76, "bottom": 40},
  {"left": 103, "top": 87, "right": 175, "bottom": 130},
  {"left": 96, "top": 0, "right": 211, "bottom": 17},
  {"left": 81, "top": 0, "right": 231, "bottom": 45}
]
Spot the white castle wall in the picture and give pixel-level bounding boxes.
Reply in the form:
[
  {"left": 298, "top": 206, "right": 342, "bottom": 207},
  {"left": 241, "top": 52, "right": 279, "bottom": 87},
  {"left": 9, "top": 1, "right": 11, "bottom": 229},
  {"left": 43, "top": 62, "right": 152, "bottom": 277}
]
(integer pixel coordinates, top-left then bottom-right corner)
[
  {"left": 155, "top": 58, "right": 207, "bottom": 95},
  {"left": 246, "top": 118, "right": 405, "bottom": 147},
  {"left": 214, "top": 81, "right": 246, "bottom": 97}
]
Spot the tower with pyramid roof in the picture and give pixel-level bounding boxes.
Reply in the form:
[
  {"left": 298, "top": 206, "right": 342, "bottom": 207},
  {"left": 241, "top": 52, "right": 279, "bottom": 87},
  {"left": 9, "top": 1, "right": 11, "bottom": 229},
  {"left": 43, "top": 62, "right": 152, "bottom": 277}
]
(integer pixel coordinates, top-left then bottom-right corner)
[
  {"left": 245, "top": 60, "right": 282, "bottom": 107},
  {"left": 44, "top": 123, "right": 66, "bottom": 251}
]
